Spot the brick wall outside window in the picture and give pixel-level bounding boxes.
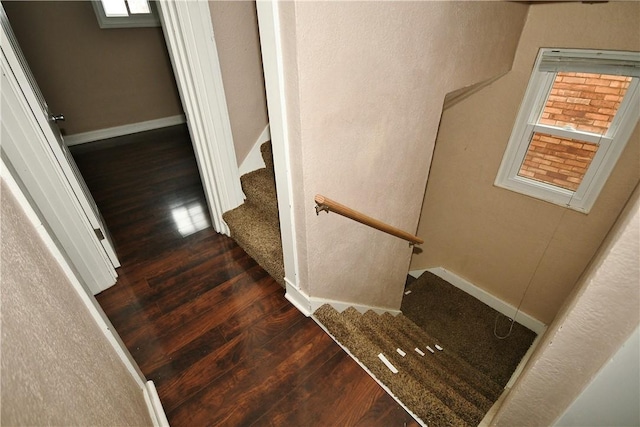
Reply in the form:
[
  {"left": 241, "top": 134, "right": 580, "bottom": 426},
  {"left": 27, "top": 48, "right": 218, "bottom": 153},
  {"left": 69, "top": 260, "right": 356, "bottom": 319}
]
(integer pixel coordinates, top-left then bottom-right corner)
[{"left": 518, "top": 72, "right": 632, "bottom": 191}]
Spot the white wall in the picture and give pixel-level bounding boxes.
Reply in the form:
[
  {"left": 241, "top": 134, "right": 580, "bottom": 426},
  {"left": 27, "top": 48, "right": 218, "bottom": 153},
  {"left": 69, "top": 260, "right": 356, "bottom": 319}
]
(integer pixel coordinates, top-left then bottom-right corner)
[{"left": 554, "top": 327, "right": 640, "bottom": 427}]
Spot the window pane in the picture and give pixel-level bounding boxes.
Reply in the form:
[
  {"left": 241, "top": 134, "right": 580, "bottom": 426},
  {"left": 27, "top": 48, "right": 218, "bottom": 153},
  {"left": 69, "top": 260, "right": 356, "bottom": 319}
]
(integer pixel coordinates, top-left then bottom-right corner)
[
  {"left": 518, "top": 132, "right": 598, "bottom": 191},
  {"left": 538, "top": 72, "right": 632, "bottom": 136},
  {"left": 101, "top": 0, "right": 128, "bottom": 17},
  {"left": 127, "top": 0, "right": 151, "bottom": 14}
]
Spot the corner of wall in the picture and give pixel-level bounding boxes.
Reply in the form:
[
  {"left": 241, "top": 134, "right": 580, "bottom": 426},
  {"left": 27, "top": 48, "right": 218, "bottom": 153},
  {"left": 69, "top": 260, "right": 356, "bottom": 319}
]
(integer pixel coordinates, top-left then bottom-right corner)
[
  {"left": 490, "top": 183, "right": 640, "bottom": 426},
  {"left": 238, "top": 124, "right": 270, "bottom": 175}
]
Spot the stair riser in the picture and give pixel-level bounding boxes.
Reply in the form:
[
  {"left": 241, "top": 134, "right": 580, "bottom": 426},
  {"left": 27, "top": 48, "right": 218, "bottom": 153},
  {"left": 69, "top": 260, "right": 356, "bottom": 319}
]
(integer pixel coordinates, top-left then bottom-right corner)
[{"left": 240, "top": 169, "right": 279, "bottom": 226}]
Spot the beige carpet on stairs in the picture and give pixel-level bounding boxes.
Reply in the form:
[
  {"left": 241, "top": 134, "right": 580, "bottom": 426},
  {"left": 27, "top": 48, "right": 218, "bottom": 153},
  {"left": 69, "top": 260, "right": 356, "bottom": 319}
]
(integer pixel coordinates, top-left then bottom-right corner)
[
  {"left": 314, "top": 272, "right": 537, "bottom": 427},
  {"left": 224, "top": 143, "right": 538, "bottom": 424},
  {"left": 402, "top": 271, "right": 537, "bottom": 387},
  {"left": 314, "top": 305, "right": 503, "bottom": 427},
  {"left": 223, "top": 142, "right": 285, "bottom": 287}
]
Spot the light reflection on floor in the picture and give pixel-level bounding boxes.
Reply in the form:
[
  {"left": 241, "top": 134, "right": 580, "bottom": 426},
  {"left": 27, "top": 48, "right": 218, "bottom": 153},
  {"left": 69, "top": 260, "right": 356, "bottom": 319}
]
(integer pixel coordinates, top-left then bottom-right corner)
[{"left": 171, "top": 201, "right": 210, "bottom": 237}]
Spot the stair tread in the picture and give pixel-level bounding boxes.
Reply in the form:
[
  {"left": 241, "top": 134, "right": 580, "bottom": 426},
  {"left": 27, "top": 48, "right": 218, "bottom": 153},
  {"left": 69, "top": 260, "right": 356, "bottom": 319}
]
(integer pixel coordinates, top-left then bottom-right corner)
[
  {"left": 223, "top": 203, "right": 284, "bottom": 287},
  {"left": 363, "top": 315, "right": 501, "bottom": 416},
  {"left": 314, "top": 304, "right": 503, "bottom": 426},
  {"left": 382, "top": 312, "right": 503, "bottom": 400},
  {"left": 362, "top": 312, "right": 499, "bottom": 414},
  {"left": 241, "top": 168, "right": 278, "bottom": 224},
  {"left": 315, "top": 305, "right": 469, "bottom": 426},
  {"left": 401, "top": 272, "right": 536, "bottom": 387},
  {"left": 349, "top": 309, "right": 494, "bottom": 420}
]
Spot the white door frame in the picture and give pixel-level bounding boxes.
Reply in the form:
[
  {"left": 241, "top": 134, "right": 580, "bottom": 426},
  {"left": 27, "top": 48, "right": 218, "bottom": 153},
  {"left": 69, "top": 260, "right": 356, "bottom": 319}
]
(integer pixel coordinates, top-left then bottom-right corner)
[
  {"left": 1, "top": 9, "right": 118, "bottom": 294},
  {"left": 159, "top": 1, "right": 300, "bottom": 298},
  {"left": 2, "top": 0, "right": 286, "bottom": 293},
  {"left": 256, "top": 2, "right": 302, "bottom": 307},
  {"left": 2, "top": 8, "right": 121, "bottom": 269},
  {"left": 158, "top": 0, "right": 244, "bottom": 236}
]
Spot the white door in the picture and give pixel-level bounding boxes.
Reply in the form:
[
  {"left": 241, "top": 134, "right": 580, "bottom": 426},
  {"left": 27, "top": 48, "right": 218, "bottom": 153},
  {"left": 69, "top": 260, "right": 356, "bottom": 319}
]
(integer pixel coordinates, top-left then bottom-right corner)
[{"left": 1, "top": 8, "right": 120, "bottom": 269}]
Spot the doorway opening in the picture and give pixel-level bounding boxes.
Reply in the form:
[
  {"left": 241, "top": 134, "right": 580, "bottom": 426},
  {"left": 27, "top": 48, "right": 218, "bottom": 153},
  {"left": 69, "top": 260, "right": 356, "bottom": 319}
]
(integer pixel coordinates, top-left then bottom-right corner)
[{"left": 2, "top": 0, "right": 247, "bottom": 289}]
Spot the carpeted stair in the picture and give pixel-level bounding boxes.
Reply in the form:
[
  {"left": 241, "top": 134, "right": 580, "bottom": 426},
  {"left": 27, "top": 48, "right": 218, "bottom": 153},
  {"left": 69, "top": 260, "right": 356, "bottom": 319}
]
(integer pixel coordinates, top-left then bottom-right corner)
[
  {"left": 223, "top": 142, "right": 285, "bottom": 287},
  {"left": 402, "top": 272, "right": 537, "bottom": 387},
  {"left": 223, "top": 144, "right": 537, "bottom": 424},
  {"left": 314, "top": 304, "right": 504, "bottom": 426}
]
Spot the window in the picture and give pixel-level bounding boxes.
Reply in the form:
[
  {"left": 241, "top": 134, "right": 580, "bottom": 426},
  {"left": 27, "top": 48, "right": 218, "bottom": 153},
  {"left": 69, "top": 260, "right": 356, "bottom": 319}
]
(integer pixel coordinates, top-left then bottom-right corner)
[
  {"left": 496, "top": 49, "right": 640, "bottom": 213},
  {"left": 92, "top": 0, "right": 160, "bottom": 29}
]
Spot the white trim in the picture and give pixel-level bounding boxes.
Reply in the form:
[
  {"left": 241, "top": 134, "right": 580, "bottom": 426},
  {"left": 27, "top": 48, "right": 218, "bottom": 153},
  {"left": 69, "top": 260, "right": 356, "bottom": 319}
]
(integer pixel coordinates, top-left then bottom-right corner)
[
  {"left": 143, "top": 381, "right": 170, "bottom": 427},
  {"left": 285, "top": 279, "right": 312, "bottom": 317},
  {"left": 409, "top": 267, "right": 546, "bottom": 334},
  {"left": 91, "top": 0, "right": 161, "bottom": 29},
  {"left": 158, "top": 0, "right": 244, "bottom": 237},
  {"left": 238, "top": 124, "right": 270, "bottom": 176},
  {"left": 257, "top": 1, "right": 300, "bottom": 288},
  {"left": 505, "top": 332, "right": 544, "bottom": 389},
  {"left": 1, "top": 157, "right": 147, "bottom": 390},
  {"left": 495, "top": 48, "right": 640, "bottom": 214},
  {"left": 311, "top": 314, "right": 427, "bottom": 427},
  {"left": 64, "top": 115, "right": 186, "bottom": 146},
  {"left": 480, "top": 332, "right": 545, "bottom": 426}
]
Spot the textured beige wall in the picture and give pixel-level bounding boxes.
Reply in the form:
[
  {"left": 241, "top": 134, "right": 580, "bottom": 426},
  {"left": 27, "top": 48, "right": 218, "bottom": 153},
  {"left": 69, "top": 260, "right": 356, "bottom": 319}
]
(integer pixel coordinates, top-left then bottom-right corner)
[
  {"left": 3, "top": 1, "right": 182, "bottom": 135},
  {"left": 283, "top": 2, "right": 528, "bottom": 307},
  {"left": 1, "top": 181, "right": 151, "bottom": 426},
  {"left": 491, "top": 183, "right": 640, "bottom": 426},
  {"left": 209, "top": 1, "right": 269, "bottom": 165},
  {"left": 410, "top": 1, "right": 640, "bottom": 324}
]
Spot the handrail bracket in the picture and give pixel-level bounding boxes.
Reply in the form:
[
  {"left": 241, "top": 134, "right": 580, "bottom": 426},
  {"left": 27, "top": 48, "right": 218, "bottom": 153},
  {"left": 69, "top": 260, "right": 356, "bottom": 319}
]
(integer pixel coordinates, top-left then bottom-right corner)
[{"left": 315, "top": 202, "right": 330, "bottom": 215}]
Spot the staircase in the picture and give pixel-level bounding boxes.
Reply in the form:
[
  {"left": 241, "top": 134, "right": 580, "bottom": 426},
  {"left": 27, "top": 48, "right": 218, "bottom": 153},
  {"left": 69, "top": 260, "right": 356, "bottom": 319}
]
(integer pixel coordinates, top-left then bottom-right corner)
[
  {"left": 225, "top": 144, "right": 505, "bottom": 425},
  {"left": 223, "top": 142, "right": 285, "bottom": 287},
  {"left": 314, "top": 304, "right": 504, "bottom": 427}
]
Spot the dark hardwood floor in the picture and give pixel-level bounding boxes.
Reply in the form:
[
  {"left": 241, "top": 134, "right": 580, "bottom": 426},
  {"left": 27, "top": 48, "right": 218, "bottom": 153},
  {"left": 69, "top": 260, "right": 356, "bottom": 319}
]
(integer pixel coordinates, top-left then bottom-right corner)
[{"left": 72, "top": 125, "right": 418, "bottom": 427}]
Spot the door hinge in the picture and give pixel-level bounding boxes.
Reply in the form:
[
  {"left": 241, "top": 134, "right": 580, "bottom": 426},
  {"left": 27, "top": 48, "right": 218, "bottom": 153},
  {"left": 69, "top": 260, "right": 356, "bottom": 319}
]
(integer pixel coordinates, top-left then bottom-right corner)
[{"left": 94, "top": 228, "right": 105, "bottom": 240}]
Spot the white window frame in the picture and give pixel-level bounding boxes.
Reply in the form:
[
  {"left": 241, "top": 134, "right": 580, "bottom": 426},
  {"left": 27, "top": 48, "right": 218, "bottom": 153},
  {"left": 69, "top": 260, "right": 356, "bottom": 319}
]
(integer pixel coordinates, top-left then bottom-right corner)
[
  {"left": 496, "top": 48, "right": 640, "bottom": 213},
  {"left": 91, "top": 0, "right": 160, "bottom": 29}
]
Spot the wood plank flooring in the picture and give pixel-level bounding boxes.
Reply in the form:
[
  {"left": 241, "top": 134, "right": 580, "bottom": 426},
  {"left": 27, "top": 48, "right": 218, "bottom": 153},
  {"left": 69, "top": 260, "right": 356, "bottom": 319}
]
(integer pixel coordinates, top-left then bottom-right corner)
[{"left": 71, "top": 126, "right": 418, "bottom": 427}]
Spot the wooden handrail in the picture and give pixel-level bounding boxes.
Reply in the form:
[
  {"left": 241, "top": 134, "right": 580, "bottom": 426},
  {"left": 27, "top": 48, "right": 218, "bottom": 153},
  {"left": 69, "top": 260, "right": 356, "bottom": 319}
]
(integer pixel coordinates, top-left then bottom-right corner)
[{"left": 314, "top": 194, "right": 424, "bottom": 245}]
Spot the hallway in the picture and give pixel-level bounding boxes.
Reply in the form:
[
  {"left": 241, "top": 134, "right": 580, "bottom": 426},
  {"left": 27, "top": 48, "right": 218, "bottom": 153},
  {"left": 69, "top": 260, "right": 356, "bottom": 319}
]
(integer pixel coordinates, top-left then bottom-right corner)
[{"left": 71, "top": 126, "right": 418, "bottom": 426}]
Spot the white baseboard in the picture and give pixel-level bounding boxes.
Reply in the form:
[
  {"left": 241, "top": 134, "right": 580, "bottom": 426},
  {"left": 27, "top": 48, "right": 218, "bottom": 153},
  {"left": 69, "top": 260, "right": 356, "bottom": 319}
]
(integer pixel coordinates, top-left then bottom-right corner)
[
  {"left": 143, "top": 381, "right": 169, "bottom": 427},
  {"left": 64, "top": 115, "right": 186, "bottom": 146},
  {"left": 285, "top": 279, "right": 401, "bottom": 317},
  {"left": 285, "top": 279, "right": 312, "bottom": 317},
  {"left": 238, "top": 124, "right": 270, "bottom": 176},
  {"left": 409, "top": 267, "right": 546, "bottom": 334}
]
